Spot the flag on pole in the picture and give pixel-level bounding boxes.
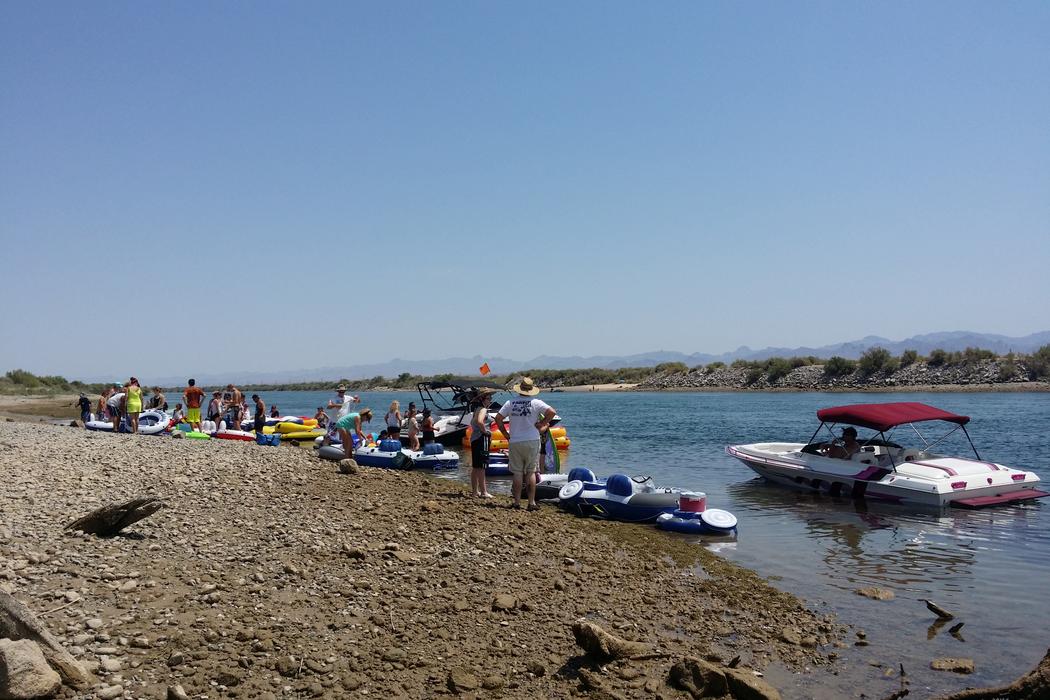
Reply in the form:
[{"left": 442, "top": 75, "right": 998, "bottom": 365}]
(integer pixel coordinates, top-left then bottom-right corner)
[{"left": 479, "top": 362, "right": 491, "bottom": 375}]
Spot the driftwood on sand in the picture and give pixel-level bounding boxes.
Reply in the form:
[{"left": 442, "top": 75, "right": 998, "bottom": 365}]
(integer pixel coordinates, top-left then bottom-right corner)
[
  {"left": 64, "top": 496, "right": 166, "bottom": 536},
  {"left": 936, "top": 648, "right": 1050, "bottom": 700},
  {"left": 0, "top": 589, "right": 94, "bottom": 689}
]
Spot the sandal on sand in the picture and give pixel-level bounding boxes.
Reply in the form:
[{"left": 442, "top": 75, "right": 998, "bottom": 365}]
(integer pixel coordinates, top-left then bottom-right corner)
[
  {"left": 508, "top": 502, "right": 522, "bottom": 510},
  {"left": 526, "top": 504, "right": 540, "bottom": 512},
  {"left": 481, "top": 493, "right": 494, "bottom": 499}
]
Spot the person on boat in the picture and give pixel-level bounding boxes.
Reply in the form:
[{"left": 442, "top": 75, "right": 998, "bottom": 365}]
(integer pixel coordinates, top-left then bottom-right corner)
[
  {"left": 269, "top": 404, "right": 280, "bottom": 418},
  {"left": 420, "top": 409, "right": 436, "bottom": 445},
  {"left": 251, "top": 394, "right": 266, "bottom": 434},
  {"left": 405, "top": 405, "right": 420, "bottom": 450},
  {"left": 106, "top": 389, "right": 126, "bottom": 432},
  {"left": 469, "top": 388, "right": 497, "bottom": 498},
  {"left": 823, "top": 427, "right": 861, "bottom": 459},
  {"left": 125, "top": 377, "right": 143, "bottom": 434},
  {"left": 207, "top": 391, "right": 222, "bottom": 427},
  {"left": 314, "top": 406, "right": 329, "bottom": 429},
  {"left": 184, "top": 379, "right": 205, "bottom": 432},
  {"left": 494, "top": 377, "right": 556, "bottom": 511},
  {"left": 385, "top": 400, "right": 402, "bottom": 440},
  {"left": 335, "top": 407, "right": 372, "bottom": 460},
  {"left": 171, "top": 403, "right": 185, "bottom": 424},
  {"left": 326, "top": 385, "right": 359, "bottom": 428}
]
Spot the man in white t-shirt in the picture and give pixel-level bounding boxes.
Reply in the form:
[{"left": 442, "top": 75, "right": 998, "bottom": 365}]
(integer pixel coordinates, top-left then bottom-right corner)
[
  {"left": 325, "top": 385, "right": 360, "bottom": 443},
  {"left": 494, "top": 377, "right": 557, "bottom": 510}
]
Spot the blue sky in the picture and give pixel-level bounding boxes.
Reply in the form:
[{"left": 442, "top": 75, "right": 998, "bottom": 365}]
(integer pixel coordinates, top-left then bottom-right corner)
[{"left": 2, "top": 1, "right": 1048, "bottom": 380}]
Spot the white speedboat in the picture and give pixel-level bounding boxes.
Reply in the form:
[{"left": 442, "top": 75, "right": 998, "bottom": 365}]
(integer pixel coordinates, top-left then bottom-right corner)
[{"left": 726, "top": 402, "right": 1047, "bottom": 508}]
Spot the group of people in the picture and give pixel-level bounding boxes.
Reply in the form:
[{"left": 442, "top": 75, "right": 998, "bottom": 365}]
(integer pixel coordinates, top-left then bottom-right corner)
[
  {"left": 82, "top": 379, "right": 169, "bottom": 433},
  {"left": 80, "top": 374, "right": 560, "bottom": 512},
  {"left": 468, "top": 377, "right": 557, "bottom": 510}
]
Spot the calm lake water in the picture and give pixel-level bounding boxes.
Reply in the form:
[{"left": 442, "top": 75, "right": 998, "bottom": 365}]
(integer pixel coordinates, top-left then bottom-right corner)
[{"left": 256, "top": 389, "right": 1050, "bottom": 697}]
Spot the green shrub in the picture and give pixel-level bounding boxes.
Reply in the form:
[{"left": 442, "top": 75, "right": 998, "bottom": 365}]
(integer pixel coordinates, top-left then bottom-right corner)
[
  {"left": 928, "top": 349, "right": 947, "bottom": 367},
  {"left": 655, "top": 362, "right": 688, "bottom": 374},
  {"left": 765, "top": 358, "right": 793, "bottom": 382},
  {"left": 1027, "top": 344, "right": 1050, "bottom": 380},
  {"left": 745, "top": 367, "right": 764, "bottom": 385},
  {"left": 824, "top": 356, "right": 856, "bottom": 378},
  {"left": 731, "top": 359, "right": 755, "bottom": 369},
  {"left": 899, "top": 349, "right": 919, "bottom": 367},
  {"left": 705, "top": 361, "right": 726, "bottom": 372},
  {"left": 858, "top": 347, "right": 897, "bottom": 376}
]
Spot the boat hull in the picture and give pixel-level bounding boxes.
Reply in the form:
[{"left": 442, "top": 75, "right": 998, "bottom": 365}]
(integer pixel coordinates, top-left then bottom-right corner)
[{"left": 726, "top": 444, "right": 1048, "bottom": 508}]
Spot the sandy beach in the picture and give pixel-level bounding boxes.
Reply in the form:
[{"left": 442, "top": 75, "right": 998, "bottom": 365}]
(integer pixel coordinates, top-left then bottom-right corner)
[{"left": 0, "top": 420, "right": 845, "bottom": 699}]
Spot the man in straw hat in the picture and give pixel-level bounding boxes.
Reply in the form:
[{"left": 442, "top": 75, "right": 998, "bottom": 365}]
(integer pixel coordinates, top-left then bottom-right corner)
[{"left": 493, "top": 377, "right": 557, "bottom": 511}]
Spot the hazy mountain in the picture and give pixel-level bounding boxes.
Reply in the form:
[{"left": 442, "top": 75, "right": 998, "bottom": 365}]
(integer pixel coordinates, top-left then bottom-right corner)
[{"left": 141, "top": 330, "right": 1049, "bottom": 385}]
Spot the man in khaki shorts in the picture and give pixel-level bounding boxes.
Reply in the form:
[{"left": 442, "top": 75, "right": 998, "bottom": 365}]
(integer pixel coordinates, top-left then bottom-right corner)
[{"left": 494, "top": 377, "right": 557, "bottom": 511}]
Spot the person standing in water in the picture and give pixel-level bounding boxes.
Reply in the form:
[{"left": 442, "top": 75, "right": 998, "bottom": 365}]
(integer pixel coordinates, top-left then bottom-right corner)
[{"left": 385, "top": 400, "right": 402, "bottom": 441}]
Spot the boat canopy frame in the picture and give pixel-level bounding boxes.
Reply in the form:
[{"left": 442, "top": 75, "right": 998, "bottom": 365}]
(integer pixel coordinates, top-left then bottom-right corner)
[
  {"left": 415, "top": 379, "right": 505, "bottom": 415},
  {"left": 805, "top": 402, "right": 983, "bottom": 468}
]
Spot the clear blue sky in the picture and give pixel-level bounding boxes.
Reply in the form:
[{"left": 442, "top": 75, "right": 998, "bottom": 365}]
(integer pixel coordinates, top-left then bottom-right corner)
[{"left": 2, "top": 1, "right": 1048, "bottom": 380}]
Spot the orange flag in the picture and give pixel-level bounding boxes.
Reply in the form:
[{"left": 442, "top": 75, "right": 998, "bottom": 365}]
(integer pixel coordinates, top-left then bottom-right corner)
[{"left": 479, "top": 362, "right": 491, "bottom": 376}]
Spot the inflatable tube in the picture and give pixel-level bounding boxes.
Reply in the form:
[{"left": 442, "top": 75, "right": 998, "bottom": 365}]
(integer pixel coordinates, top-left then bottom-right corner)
[
  {"left": 556, "top": 473, "right": 680, "bottom": 523},
  {"left": 275, "top": 421, "right": 313, "bottom": 434},
  {"left": 489, "top": 436, "right": 570, "bottom": 451},
  {"left": 137, "top": 409, "right": 169, "bottom": 436},
  {"left": 656, "top": 508, "right": 738, "bottom": 535},
  {"left": 85, "top": 420, "right": 116, "bottom": 432},
  {"left": 317, "top": 445, "right": 349, "bottom": 461},
  {"left": 184, "top": 431, "right": 211, "bottom": 440},
  {"left": 281, "top": 430, "right": 325, "bottom": 441},
  {"left": 215, "top": 429, "right": 256, "bottom": 442}
]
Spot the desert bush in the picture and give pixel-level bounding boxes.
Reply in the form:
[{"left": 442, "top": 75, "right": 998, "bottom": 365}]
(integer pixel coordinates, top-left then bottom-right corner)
[
  {"left": 765, "top": 358, "right": 794, "bottom": 382},
  {"left": 655, "top": 362, "right": 688, "bottom": 374},
  {"left": 1026, "top": 345, "right": 1050, "bottom": 380},
  {"left": 928, "top": 349, "right": 948, "bottom": 367},
  {"left": 858, "top": 347, "right": 898, "bottom": 376},
  {"left": 899, "top": 349, "right": 919, "bottom": 367},
  {"left": 705, "top": 361, "right": 726, "bottom": 372},
  {"left": 823, "top": 356, "right": 856, "bottom": 378}
]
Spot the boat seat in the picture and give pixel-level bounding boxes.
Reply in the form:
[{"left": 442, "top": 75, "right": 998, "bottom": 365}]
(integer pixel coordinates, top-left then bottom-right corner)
[
  {"left": 851, "top": 452, "right": 876, "bottom": 465},
  {"left": 898, "top": 448, "right": 924, "bottom": 462}
]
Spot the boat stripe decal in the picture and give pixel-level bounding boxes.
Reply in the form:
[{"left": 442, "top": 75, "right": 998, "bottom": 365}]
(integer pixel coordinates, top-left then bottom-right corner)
[{"left": 909, "top": 461, "right": 959, "bottom": 476}]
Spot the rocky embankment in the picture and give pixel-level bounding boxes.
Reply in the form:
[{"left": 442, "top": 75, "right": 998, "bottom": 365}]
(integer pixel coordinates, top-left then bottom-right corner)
[
  {"left": 639, "top": 359, "right": 1050, "bottom": 392},
  {"left": 0, "top": 422, "right": 843, "bottom": 699}
]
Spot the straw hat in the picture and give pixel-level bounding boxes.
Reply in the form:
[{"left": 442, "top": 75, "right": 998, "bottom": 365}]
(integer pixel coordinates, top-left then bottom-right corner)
[
  {"left": 336, "top": 385, "right": 347, "bottom": 392},
  {"left": 511, "top": 376, "right": 541, "bottom": 396}
]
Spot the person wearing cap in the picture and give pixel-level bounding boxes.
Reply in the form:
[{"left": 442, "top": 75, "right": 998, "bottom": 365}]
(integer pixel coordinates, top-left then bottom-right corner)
[
  {"left": 184, "top": 379, "right": 206, "bottom": 432},
  {"left": 469, "top": 388, "right": 497, "bottom": 498},
  {"left": 251, "top": 394, "right": 266, "bottom": 434},
  {"left": 823, "top": 426, "right": 861, "bottom": 459},
  {"left": 335, "top": 407, "right": 373, "bottom": 460},
  {"left": 494, "top": 377, "right": 556, "bottom": 511}
]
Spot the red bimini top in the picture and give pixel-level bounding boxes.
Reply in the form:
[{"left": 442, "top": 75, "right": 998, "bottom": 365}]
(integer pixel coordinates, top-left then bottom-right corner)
[{"left": 816, "top": 402, "right": 970, "bottom": 432}]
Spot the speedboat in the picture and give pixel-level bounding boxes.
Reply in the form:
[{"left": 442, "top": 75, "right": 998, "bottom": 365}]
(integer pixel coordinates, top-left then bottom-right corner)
[
  {"left": 726, "top": 402, "right": 1048, "bottom": 508},
  {"left": 403, "top": 378, "right": 561, "bottom": 447}
]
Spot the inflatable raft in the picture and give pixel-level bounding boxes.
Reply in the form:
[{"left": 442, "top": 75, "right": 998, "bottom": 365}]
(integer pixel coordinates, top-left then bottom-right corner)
[
  {"left": 656, "top": 509, "right": 738, "bottom": 535},
  {"left": 317, "top": 440, "right": 459, "bottom": 470},
  {"left": 214, "top": 429, "right": 256, "bottom": 442},
  {"left": 557, "top": 469, "right": 682, "bottom": 523}
]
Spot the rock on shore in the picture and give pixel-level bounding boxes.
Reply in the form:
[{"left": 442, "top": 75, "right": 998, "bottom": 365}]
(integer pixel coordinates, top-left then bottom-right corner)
[{"left": 0, "top": 422, "right": 840, "bottom": 698}]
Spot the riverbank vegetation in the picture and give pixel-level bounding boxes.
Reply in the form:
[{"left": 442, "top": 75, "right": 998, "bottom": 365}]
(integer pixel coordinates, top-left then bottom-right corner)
[{"left": 5, "top": 345, "right": 1049, "bottom": 396}]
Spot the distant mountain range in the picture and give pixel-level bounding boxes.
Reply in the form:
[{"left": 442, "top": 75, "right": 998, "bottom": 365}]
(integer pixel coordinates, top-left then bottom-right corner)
[{"left": 142, "top": 330, "right": 1050, "bottom": 386}]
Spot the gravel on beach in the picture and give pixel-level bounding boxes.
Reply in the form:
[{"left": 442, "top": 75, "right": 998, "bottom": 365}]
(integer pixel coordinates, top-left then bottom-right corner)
[{"left": 0, "top": 421, "right": 842, "bottom": 698}]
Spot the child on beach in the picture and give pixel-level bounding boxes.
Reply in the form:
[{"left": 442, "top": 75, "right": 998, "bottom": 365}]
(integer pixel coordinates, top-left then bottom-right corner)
[{"left": 172, "top": 403, "right": 185, "bottom": 424}]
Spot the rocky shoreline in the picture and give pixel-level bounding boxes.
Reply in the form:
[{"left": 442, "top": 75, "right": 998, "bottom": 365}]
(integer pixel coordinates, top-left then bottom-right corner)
[
  {"left": 637, "top": 359, "right": 1050, "bottom": 392},
  {"left": 1, "top": 422, "right": 846, "bottom": 699}
]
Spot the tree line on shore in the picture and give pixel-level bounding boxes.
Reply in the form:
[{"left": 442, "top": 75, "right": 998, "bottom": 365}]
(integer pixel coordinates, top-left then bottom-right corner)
[{"left": 3, "top": 344, "right": 1048, "bottom": 396}]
